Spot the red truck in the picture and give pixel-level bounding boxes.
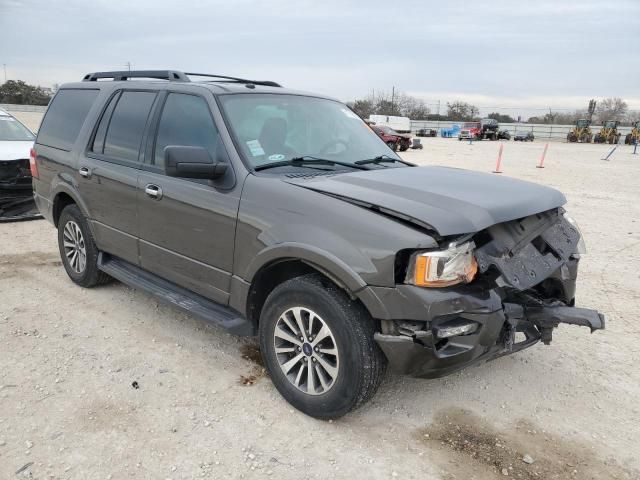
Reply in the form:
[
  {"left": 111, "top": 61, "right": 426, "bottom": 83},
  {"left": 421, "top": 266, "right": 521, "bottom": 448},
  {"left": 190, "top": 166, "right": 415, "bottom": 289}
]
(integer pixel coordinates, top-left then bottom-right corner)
[{"left": 458, "top": 119, "right": 500, "bottom": 141}]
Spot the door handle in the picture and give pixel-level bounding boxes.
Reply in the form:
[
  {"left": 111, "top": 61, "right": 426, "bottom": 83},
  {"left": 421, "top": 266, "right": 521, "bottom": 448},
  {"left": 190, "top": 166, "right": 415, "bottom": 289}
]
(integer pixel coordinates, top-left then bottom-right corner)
[
  {"left": 79, "top": 167, "right": 91, "bottom": 178},
  {"left": 145, "top": 184, "right": 163, "bottom": 200}
]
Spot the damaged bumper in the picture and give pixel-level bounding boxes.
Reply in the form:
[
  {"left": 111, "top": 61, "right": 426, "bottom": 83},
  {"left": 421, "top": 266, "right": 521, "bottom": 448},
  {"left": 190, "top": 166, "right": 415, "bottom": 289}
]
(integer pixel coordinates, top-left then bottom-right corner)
[
  {"left": 0, "top": 160, "right": 40, "bottom": 222},
  {"left": 0, "top": 189, "right": 42, "bottom": 222},
  {"left": 372, "top": 209, "right": 604, "bottom": 378},
  {"left": 374, "top": 283, "right": 604, "bottom": 378}
]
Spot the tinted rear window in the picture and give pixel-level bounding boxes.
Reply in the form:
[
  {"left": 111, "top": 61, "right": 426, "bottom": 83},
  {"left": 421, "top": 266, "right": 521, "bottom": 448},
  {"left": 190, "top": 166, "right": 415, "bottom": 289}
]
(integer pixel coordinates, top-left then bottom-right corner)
[
  {"left": 37, "top": 89, "right": 98, "bottom": 151},
  {"left": 103, "top": 91, "right": 156, "bottom": 162}
]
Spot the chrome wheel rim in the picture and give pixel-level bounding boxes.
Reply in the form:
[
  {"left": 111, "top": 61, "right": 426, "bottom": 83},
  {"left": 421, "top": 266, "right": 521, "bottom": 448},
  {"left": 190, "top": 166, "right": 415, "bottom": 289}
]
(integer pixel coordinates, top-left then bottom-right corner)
[
  {"left": 273, "top": 307, "right": 339, "bottom": 396},
  {"left": 62, "top": 220, "right": 87, "bottom": 274}
]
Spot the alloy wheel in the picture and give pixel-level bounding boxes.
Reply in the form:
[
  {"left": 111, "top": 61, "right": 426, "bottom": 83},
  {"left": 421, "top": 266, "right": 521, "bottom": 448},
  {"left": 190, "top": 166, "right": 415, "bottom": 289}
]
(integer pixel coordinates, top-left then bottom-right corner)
[
  {"left": 62, "top": 220, "right": 87, "bottom": 274},
  {"left": 273, "top": 306, "right": 339, "bottom": 395}
]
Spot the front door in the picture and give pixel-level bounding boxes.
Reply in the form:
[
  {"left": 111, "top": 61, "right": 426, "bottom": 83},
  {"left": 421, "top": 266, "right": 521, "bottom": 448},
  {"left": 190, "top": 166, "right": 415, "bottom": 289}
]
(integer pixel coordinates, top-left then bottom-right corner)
[{"left": 137, "top": 91, "right": 240, "bottom": 305}]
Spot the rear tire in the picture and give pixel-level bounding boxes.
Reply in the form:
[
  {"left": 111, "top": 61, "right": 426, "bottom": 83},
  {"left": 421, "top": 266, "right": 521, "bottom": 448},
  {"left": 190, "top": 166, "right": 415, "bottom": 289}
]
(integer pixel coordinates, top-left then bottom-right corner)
[
  {"left": 259, "top": 274, "right": 386, "bottom": 419},
  {"left": 386, "top": 141, "right": 398, "bottom": 152},
  {"left": 57, "top": 204, "right": 111, "bottom": 288}
]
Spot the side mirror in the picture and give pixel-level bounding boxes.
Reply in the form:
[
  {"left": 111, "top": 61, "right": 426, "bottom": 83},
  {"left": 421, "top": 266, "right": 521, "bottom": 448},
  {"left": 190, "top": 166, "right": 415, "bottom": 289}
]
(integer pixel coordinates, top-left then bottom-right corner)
[{"left": 164, "top": 146, "right": 227, "bottom": 179}]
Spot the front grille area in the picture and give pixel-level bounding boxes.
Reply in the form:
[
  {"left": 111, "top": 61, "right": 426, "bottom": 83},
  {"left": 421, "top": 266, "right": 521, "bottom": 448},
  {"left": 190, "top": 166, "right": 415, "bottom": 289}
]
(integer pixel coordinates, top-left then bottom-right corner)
[{"left": 0, "top": 159, "right": 31, "bottom": 187}]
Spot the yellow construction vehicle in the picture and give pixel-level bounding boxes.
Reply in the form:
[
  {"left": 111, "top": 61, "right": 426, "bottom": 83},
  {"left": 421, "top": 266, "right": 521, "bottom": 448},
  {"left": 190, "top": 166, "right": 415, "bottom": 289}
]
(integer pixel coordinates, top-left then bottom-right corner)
[
  {"left": 625, "top": 121, "right": 640, "bottom": 145},
  {"left": 594, "top": 120, "right": 621, "bottom": 144},
  {"left": 567, "top": 119, "right": 593, "bottom": 143}
]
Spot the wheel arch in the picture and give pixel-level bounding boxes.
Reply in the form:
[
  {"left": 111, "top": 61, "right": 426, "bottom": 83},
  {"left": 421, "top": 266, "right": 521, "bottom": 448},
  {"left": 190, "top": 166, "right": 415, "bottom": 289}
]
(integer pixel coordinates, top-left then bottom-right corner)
[
  {"left": 240, "top": 244, "right": 389, "bottom": 329},
  {"left": 51, "top": 184, "right": 91, "bottom": 228}
]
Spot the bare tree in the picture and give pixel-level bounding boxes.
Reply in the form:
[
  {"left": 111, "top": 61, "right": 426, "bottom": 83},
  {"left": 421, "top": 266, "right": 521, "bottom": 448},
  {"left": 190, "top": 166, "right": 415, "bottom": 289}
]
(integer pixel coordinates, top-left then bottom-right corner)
[
  {"left": 446, "top": 101, "right": 479, "bottom": 121},
  {"left": 348, "top": 91, "right": 430, "bottom": 120},
  {"left": 596, "top": 97, "right": 628, "bottom": 123}
]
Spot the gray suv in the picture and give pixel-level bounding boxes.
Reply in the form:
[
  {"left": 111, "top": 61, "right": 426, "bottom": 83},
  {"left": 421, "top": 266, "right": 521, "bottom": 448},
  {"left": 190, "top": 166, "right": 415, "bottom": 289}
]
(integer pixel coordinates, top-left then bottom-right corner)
[{"left": 32, "top": 70, "right": 604, "bottom": 418}]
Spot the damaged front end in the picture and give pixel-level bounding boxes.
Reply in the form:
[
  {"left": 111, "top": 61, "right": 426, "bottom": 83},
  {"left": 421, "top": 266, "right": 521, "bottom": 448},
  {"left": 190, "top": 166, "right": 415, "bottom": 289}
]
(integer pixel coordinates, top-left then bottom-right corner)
[
  {"left": 374, "top": 208, "right": 605, "bottom": 378},
  {"left": 0, "top": 159, "right": 41, "bottom": 222}
]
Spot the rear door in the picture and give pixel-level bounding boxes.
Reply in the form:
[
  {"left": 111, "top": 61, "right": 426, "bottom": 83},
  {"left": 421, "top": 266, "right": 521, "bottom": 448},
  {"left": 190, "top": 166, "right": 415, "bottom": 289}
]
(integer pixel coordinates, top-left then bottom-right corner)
[
  {"left": 138, "top": 89, "right": 240, "bottom": 304},
  {"left": 78, "top": 89, "right": 158, "bottom": 265}
]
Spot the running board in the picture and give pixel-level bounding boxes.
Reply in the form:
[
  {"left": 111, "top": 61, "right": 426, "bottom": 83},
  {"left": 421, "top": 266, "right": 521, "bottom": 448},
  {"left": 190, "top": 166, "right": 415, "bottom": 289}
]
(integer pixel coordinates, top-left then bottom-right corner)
[{"left": 98, "top": 253, "right": 254, "bottom": 336}]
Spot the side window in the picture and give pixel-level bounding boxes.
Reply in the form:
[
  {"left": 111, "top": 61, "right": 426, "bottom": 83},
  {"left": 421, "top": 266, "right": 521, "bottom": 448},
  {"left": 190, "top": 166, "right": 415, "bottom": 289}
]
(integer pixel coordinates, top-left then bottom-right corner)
[
  {"left": 154, "top": 93, "right": 218, "bottom": 167},
  {"left": 91, "top": 92, "right": 120, "bottom": 154},
  {"left": 36, "top": 89, "right": 99, "bottom": 151},
  {"left": 102, "top": 91, "right": 156, "bottom": 162}
]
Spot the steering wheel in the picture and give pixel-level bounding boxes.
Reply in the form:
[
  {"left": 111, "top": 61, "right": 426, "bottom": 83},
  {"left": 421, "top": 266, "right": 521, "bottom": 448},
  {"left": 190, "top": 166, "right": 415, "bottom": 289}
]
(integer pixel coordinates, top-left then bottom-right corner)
[{"left": 318, "top": 139, "right": 349, "bottom": 155}]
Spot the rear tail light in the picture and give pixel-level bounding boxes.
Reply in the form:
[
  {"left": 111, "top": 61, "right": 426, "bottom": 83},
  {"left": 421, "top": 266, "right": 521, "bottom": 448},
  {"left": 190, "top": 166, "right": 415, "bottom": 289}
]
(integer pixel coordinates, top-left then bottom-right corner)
[{"left": 29, "top": 148, "right": 39, "bottom": 179}]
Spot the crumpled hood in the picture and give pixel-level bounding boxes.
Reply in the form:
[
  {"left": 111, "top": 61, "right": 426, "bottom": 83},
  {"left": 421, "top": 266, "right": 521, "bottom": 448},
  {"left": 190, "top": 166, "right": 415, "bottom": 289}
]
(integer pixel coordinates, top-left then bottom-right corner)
[
  {"left": 283, "top": 166, "right": 566, "bottom": 236},
  {"left": 0, "top": 141, "right": 33, "bottom": 161}
]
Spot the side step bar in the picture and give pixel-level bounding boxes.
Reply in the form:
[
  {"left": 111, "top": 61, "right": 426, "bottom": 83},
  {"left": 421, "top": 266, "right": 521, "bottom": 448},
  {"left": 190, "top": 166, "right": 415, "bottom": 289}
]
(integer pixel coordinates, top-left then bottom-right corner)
[{"left": 98, "top": 253, "right": 254, "bottom": 336}]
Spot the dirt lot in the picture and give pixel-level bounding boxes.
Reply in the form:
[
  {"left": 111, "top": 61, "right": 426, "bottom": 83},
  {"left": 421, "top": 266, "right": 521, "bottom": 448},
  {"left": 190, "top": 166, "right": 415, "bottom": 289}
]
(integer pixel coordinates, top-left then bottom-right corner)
[{"left": 1, "top": 138, "right": 639, "bottom": 479}]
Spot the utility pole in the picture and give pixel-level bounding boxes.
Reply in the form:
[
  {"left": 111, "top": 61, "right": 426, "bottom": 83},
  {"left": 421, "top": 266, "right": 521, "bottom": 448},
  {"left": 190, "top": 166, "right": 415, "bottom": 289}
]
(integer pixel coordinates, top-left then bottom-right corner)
[
  {"left": 391, "top": 86, "right": 395, "bottom": 115},
  {"left": 125, "top": 62, "right": 131, "bottom": 72},
  {"left": 2, "top": 64, "right": 6, "bottom": 83}
]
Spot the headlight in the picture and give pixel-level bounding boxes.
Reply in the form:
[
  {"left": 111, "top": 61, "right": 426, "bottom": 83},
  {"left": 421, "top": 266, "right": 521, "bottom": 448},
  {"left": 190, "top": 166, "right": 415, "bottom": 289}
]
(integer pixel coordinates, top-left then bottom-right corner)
[
  {"left": 408, "top": 241, "right": 478, "bottom": 288},
  {"left": 563, "top": 212, "right": 586, "bottom": 254}
]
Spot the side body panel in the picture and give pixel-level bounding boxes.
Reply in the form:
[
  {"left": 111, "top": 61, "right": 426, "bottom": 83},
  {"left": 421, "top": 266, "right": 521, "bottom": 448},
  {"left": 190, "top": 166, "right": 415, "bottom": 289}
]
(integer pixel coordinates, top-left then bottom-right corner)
[
  {"left": 230, "top": 174, "right": 438, "bottom": 316},
  {"left": 137, "top": 170, "right": 242, "bottom": 303},
  {"left": 78, "top": 158, "right": 140, "bottom": 265}
]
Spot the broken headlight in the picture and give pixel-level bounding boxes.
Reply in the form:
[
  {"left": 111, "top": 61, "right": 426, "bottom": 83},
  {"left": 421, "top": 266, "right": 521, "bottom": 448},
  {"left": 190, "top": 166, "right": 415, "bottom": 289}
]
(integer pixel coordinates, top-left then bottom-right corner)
[
  {"left": 563, "top": 212, "right": 586, "bottom": 254},
  {"left": 407, "top": 241, "right": 478, "bottom": 288}
]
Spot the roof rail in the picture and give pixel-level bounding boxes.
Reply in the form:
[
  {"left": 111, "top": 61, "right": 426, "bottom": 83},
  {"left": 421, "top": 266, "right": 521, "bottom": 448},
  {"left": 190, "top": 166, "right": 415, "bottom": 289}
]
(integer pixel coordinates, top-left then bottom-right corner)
[
  {"left": 82, "top": 70, "right": 190, "bottom": 82},
  {"left": 184, "top": 72, "right": 282, "bottom": 87},
  {"left": 82, "top": 70, "right": 282, "bottom": 87}
]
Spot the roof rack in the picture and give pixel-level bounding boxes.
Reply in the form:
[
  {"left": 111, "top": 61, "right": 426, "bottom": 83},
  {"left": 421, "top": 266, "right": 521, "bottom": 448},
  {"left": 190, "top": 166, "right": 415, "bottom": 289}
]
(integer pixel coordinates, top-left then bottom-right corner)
[
  {"left": 184, "top": 73, "right": 282, "bottom": 88},
  {"left": 83, "top": 70, "right": 190, "bottom": 82},
  {"left": 82, "top": 70, "right": 282, "bottom": 87}
]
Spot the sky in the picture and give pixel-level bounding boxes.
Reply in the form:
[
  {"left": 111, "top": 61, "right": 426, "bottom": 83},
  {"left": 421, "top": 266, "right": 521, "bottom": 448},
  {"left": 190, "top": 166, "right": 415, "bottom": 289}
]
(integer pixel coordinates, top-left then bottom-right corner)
[{"left": 1, "top": 0, "right": 639, "bottom": 118}]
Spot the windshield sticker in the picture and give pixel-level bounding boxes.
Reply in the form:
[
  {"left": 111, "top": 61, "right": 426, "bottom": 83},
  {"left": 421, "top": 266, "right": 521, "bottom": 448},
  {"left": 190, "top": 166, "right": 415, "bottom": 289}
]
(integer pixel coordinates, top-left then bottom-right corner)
[
  {"left": 246, "top": 139, "right": 265, "bottom": 157},
  {"left": 341, "top": 108, "right": 359, "bottom": 120},
  {"left": 268, "top": 154, "right": 285, "bottom": 162}
]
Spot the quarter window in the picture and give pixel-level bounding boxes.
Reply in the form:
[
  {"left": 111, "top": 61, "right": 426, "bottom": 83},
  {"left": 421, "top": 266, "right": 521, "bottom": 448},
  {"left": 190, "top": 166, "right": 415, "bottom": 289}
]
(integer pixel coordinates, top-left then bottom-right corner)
[
  {"left": 36, "top": 89, "right": 98, "bottom": 151},
  {"left": 154, "top": 93, "right": 218, "bottom": 167}
]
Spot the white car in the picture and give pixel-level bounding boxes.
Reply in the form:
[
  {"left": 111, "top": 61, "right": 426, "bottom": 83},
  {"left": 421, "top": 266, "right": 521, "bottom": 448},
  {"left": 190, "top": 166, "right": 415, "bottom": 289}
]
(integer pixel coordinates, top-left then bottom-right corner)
[
  {"left": 0, "top": 108, "right": 35, "bottom": 190},
  {"left": 0, "top": 108, "right": 38, "bottom": 220}
]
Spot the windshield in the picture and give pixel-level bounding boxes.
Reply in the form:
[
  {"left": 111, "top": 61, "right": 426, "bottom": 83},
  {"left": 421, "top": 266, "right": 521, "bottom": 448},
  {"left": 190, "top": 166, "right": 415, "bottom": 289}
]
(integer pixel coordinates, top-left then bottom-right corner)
[
  {"left": 0, "top": 115, "right": 35, "bottom": 141},
  {"left": 219, "top": 94, "right": 401, "bottom": 169},
  {"left": 463, "top": 122, "right": 479, "bottom": 128}
]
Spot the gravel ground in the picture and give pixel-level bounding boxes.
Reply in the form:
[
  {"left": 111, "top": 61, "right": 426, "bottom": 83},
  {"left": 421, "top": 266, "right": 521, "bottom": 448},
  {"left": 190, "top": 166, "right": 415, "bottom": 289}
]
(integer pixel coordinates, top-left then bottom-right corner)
[{"left": 1, "top": 138, "right": 639, "bottom": 479}]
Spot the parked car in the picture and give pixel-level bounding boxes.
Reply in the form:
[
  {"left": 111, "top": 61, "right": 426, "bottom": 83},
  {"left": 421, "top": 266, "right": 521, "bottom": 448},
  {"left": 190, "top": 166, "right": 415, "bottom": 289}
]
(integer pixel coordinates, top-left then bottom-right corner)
[
  {"left": 498, "top": 130, "right": 511, "bottom": 140},
  {"left": 416, "top": 128, "right": 437, "bottom": 137},
  {"left": 514, "top": 131, "right": 535, "bottom": 142},
  {"left": 370, "top": 124, "right": 411, "bottom": 151},
  {"left": 32, "top": 70, "right": 604, "bottom": 419},
  {"left": 0, "top": 108, "right": 39, "bottom": 221}
]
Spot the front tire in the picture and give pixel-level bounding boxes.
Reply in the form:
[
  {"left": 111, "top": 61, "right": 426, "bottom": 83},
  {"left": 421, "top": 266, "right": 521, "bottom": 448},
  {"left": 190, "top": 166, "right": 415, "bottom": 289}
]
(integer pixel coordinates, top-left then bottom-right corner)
[
  {"left": 57, "top": 204, "right": 111, "bottom": 287},
  {"left": 259, "top": 274, "right": 386, "bottom": 419}
]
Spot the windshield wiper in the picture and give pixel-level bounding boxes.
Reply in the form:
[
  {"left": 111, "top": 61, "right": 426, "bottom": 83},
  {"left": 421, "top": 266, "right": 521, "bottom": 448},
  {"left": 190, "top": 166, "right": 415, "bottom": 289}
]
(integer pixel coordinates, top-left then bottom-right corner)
[
  {"left": 254, "top": 156, "right": 371, "bottom": 171},
  {"left": 355, "top": 155, "right": 414, "bottom": 166}
]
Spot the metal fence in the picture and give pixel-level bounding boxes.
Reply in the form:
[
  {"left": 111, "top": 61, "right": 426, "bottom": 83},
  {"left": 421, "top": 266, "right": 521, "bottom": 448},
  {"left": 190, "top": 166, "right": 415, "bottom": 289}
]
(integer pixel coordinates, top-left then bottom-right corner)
[
  {"left": 0, "top": 103, "right": 48, "bottom": 113},
  {"left": 410, "top": 120, "right": 634, "bottom": 141}
]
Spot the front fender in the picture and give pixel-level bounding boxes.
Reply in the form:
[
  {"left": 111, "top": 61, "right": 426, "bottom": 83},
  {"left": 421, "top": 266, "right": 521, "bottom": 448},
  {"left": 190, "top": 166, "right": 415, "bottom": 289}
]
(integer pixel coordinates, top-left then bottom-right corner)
[
  {"left": 242, "top": 243, "right": 391, "bottom": 321},
  {"left": 244, "top": 242, "right": 368, "bottom": 293}
]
